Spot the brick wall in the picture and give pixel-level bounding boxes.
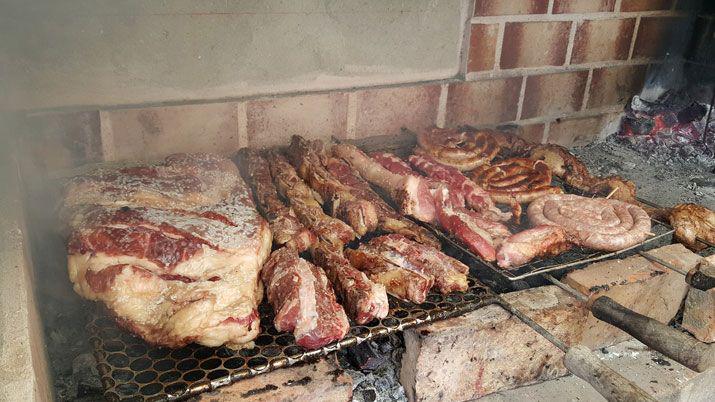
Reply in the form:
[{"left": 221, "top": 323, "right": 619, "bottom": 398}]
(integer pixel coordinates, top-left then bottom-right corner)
[
  {"left": 462, "top": 0, "right": 686, "bottom": 145},
  {"left": 24, "top": 0, "right": 688, "bottom": 168}
]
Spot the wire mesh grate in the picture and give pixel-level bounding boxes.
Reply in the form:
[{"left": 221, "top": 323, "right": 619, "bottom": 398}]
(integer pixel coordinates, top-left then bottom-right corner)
[{"left": 89, "top": 278, "right": 495, "bottom": 401}]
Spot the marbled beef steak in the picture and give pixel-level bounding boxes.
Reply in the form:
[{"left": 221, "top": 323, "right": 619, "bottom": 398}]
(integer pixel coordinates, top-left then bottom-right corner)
[{"left": 64, "top": 153, "right": 271, "bottom": 348}]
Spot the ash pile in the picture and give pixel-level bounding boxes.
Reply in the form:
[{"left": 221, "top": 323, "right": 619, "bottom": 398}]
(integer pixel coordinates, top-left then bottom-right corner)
[{"left": 617, "top": 90, "right": 715, "bottom": 163}]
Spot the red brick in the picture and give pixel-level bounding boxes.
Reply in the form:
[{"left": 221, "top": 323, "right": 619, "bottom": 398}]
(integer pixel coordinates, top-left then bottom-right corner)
[
  {"left": 400, "top": 286, "right": 588, "bottom": 401},
  {"left": 553, "top": 0, "right": 615, "bottom": 13},
  {"left": 522, "top": 71, "right": 589, "bottom": 119},
  {"left": 571, "top": 18, "right": 636, "bottom": 64},
  {"left": 355, "top": 85, "right": 440, "bottom": 138},
  {"left": 632, "top": 16, "right": 684, "bottom": 59},
  {"left": 247, "top": 93, "right": 348, "bottom": 147},
  {"left": 103, "top": 103, "right": 239, "bottom": 161},
  {"left": 519, "top": 123, "right": 545, "bottom": 144},
  {"left": 620, "top": 0, "right": 673, "bottom": 12},
  {"left": 501, "top": 22, "right": 571, "bottom": 69},
  {"left": 468, "top": 24, "right": 499, "bottom": 72},
  {"left": 587, "top": 64, "right": 648, "bottom": 108},
  {"left": 445, "top": 78, "right": 522, "bottom": 127},
  {"left": 546, "top": 113, "right": 619, "bottom": 147},
  {"left": 474, "top": 0, "right": 548, "bottom": 16}
]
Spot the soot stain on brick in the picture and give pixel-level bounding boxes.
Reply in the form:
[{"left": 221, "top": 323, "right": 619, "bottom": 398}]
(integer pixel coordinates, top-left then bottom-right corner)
[
  {"left": 240, "top": 383, "right": 279, "bottom": 397},
  {"left": 589, "top": 284, "right": 610, "bottom": 293},
  {"left": 651, "top": 356, "right": 671, "bottom": 366},
  {"left": 283, "top": 376, "right": 312, "bottom": 386}
]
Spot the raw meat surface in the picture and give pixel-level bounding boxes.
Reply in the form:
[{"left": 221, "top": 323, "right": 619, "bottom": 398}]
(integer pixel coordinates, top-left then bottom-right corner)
[{"left": 65, "top": 153, "right": 271, "bottom": 348}]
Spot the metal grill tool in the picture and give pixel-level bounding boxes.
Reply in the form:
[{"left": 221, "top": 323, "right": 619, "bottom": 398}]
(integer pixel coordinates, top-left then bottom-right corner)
[{"left": 497, "top": 297, "right": 656, "bottom": 402}]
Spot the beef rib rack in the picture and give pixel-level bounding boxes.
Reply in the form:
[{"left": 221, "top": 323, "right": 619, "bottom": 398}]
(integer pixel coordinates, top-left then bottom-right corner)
[{"left": 65, "top": 153, "right": 271, "bottom": 348}]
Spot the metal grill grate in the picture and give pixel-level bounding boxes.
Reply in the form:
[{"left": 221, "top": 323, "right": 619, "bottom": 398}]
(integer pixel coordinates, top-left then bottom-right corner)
[
  {"left": 85, "top": 134, "right": 714, "bottom": 400},
  {"left": 89, "top": 277, "right": 495, "bottom": 401}
]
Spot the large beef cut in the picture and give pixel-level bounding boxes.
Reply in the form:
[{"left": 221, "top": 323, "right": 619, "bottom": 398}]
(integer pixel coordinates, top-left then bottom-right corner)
[
  {"left": 65, "top": 153, "right": 271, "bottom": 348},
  {"left": 262, "top": 247, "right": 350, "bottom": 349}
]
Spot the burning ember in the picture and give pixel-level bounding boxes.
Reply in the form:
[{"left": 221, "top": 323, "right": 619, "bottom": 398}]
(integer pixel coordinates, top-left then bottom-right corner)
[{"left": 617, "top": 91, "right": 715, "bottom": 159}]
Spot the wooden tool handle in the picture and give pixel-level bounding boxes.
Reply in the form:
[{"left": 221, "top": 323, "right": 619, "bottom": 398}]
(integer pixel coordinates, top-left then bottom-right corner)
[
  {"left": 564, "top": 345, "right": 656, "bottom": 402},
  {"left": 591, "top": 296, "right": 715, "bottom": 372}
]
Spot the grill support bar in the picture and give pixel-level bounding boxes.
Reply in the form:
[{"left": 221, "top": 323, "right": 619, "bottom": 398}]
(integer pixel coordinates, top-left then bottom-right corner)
[
  {"left": 497, "top": 297, "right": 656, "bottom": 402},
  {"left": 638, "top": 250, "right": 715, "bottom": 291}
]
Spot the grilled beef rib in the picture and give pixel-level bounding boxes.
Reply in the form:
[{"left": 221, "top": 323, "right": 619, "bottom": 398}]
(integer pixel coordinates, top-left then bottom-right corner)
[
  {"left": 239, "top": 149, "right": 316, "bottom": 251},
  {"left": 286, "top": 136, "right": 378, "bottom": 236},
  {"left": 268, "top": 151, "right": 356, "bottom": 250},
  {"left": 262, "top": 247, "right": 349, "bottom": 349},
  {"left": 332, "top": 143, "right": 436, "bottom": 223},
  {"left": 311, "top": 244, "right": 389, "bottom": 324}
]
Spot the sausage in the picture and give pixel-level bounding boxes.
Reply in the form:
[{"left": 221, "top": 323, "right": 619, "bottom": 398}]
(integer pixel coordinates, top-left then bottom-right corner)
[
  {"left": 416, "top": 128, "right": 500, "bottom": 171},
  {"left": 527, "top": 194, "right": 651, "bottom": 251},
  {"left": 470, "top": 158, "right": 562, "bottom": 204}
]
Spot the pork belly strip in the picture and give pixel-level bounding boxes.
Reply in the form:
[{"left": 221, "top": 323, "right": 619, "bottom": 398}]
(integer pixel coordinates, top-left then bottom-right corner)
[
  {"left": 432, "top": 188, "right": 500, "bottom": 262},
  {"left": 239, "top": 149, "right": 316, "bottom": 251},
  {"left": 371, "top": 152, "right": 466, "bottom": 210},
  {"left": 496, "top": 225, "right": 572, "bottom": 269},
  {"left": 409, "top": 153, "right": 511, "bottom": 222},
  {"left": 286, "top": 136, "right": 378, "bottom": 236},
  {"left": 324, "top": 157, "right": 440, "bottom": 248},
  {"left": 268, "top": 151, "right": 356, "bottom": 250},
  {"left": 369, "top": 152, "right": 504, "bottom": 262},
  {"left": 369, "top": 234, "right": 468, "bottom": 293},
  {"left": 346, "top": 248, "right": 433, "bottom": 304},
  {"left": 261, "top": 247, "right": 349, "bottom": 349},
  {"left": 311, "top": 244, "right": 389, "bottom": 324},
  {"left": 331, "top": 143, "right": 436, "bottom": 223}
]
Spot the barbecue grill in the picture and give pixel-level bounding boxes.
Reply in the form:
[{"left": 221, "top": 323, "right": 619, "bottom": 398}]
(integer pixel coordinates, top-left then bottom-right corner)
[
  {"left": 2, "top": 2, "right": 715, "bottom": 401},
  {"left": 82, "top": 135, "right": 715, "bottom": 401}
]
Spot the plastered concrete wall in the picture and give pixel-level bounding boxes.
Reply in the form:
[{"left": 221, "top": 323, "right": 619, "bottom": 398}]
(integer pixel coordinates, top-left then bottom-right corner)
[{"left": 1, "top": 0, "right": 467, "bottom": 111}]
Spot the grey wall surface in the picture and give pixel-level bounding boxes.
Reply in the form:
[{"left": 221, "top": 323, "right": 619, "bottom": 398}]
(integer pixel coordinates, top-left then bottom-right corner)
[{"left": 1, "top": 0, "right": 467, "bottom": 111}]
